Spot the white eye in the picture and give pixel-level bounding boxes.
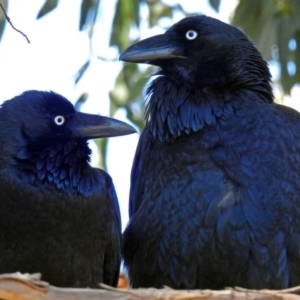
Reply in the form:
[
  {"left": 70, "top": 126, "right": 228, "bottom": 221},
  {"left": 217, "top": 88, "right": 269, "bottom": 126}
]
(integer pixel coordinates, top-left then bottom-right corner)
[
  {"left": 54, "top": 115, "right": 65, "bottom": 126},
  {"left": 186, "top": 30, "right": 198, "bottom": 40}
]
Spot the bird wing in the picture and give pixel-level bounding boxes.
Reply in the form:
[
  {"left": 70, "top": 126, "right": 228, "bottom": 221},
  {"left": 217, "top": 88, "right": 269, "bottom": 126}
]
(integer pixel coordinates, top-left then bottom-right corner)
[
  {"left": 97, "top": 170, "right": 122, "bottom": 287},
  {"left": 128, "top": 127, "right": 152, "bottom": 217},
  {"left": 206, "top": 98, "right": 300, "bottom": 288}
]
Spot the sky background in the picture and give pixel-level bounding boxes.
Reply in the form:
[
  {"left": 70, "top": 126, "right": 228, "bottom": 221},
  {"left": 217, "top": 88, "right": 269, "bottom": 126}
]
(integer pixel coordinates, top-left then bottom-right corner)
[{"left": 0, "top": 0, "right": 299, "bottom": 230}]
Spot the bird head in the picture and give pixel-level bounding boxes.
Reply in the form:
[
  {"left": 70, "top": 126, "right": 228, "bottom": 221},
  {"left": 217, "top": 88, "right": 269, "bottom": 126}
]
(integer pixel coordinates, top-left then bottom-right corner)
[
  {"left": 119, "top": 16, "right": 274, "bottom": 142},
  {"left": 0, "top": 90, "right": 135, "bottom": 142},
  {"left": 0, "top": 91, "right": 136, "bottom": 190},
  {"left": 120, "top": 15, "right": 273, "bottom": 101}
]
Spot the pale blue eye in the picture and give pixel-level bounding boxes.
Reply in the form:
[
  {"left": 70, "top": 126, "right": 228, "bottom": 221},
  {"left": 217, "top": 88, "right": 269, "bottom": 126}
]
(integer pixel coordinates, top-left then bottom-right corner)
[
  {"left": 186, "top": 30, "right": 198, "bottom": 40},
  {"left": 54, "top": 115, "right": 65, "bottom": 126}
]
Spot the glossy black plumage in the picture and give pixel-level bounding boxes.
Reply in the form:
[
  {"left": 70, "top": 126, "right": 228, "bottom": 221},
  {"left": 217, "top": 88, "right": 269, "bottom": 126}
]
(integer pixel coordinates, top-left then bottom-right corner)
[
  {"left": 120, "top": 16, "right": 300, "bottom": 289},
  {"left": 0, "top": 90, "right": 136, "bottom": 288}
]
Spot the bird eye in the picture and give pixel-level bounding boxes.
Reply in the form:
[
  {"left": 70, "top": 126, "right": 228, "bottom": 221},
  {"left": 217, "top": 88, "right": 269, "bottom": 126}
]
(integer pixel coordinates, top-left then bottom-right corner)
[
  {"left": 186, "top": 30, "right": 198, "bottom": 40},
  {"left": 54, "top": 115, "right": 65, "bottom": 126}
]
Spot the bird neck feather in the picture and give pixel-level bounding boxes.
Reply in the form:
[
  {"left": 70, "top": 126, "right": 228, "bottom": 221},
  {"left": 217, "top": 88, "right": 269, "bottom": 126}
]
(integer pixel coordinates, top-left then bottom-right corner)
[
  {"left": 145, "top": 76, "right": 233, "bottom": 142},
  {"left": 145, "top": 54, "right": 273, "bottom": 143},
  {"left": 15, "top": 138, "right": 93, "bottom": 194}
]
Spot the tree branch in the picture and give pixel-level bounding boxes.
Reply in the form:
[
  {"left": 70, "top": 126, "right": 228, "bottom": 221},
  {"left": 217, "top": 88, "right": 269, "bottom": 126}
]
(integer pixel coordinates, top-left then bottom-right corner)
[
  {"left": 1, "top": 273, "right": 300, "bottom": 300},
  {"left": 0, "top": 3, "right": 30, "bottom": 43}
]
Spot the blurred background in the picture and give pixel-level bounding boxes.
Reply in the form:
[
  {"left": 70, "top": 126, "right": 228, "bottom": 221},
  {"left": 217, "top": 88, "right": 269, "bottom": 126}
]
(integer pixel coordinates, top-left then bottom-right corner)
[{"left": 0, "top": 0, "right": 300, "bottom": 230}]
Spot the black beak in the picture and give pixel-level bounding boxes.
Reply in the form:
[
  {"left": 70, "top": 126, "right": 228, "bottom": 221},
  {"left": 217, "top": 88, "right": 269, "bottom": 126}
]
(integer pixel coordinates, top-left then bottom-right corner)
[
  {"left": 71, "top": 112, "right": 136, "bottom": 139},
  {"left": 119, "top": 33, "right": 186, "bottom": 64}
]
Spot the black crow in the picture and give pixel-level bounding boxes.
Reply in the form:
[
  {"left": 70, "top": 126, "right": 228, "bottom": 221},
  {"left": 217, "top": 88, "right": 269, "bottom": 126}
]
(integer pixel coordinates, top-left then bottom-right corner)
[
  {"left": 120, "top": 15, "right": 300, "bottom": 289},
  {"left": 0, "top": 90, "right": 136, "bottom": 288}
]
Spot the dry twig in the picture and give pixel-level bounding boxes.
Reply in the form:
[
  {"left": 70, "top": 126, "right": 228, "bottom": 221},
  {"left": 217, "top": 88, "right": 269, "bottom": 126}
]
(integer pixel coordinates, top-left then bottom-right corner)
[{"left": 0, "top": 3, "right": 30, "bottom": 43}]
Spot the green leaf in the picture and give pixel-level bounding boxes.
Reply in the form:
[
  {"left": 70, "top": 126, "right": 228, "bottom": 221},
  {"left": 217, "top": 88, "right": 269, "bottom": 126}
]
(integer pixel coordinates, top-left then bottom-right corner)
[
  {"left": 293, "top": 30, "right": 300, "bottom": 84},
  {"left": 285, "top": 0, "right": 300, "bottom": 32},
  {"left": 232, "top": 0, "right": 300, "bottom": 94},
  {"left": 146, "top": 0, "right": 173, "bottom": 27},
  {"left": 209, "top": 0, "right": 220, "bottom": 12},
  {"left": 79, "top": 0, "right": 98, "bottom": 31},
  {"left": 0, "top": 0, "right": 8, "bottom": 43},
  {"left": 277, "top": 15, "right": 293, "bottom": 92},
  {"left": 37, "top": 0, "right": 59, "bottom": 19},
  {"left": 110, "top": 0, "right": 140, "bottom": 51},
  {"left": 74, "top": 93, "right": 89, "bottom": 111},
  {"left": 95, "top": 138, "right": 106, "bottom": 169},
  {"left": 110, "top": 64, "right": 154, "bottom": 130},
  {"left": 74, "top": 60, "right": 90, "bottom": 84},
  {"left": 232, "top": 0, "right": 276, "bottom": 60}
]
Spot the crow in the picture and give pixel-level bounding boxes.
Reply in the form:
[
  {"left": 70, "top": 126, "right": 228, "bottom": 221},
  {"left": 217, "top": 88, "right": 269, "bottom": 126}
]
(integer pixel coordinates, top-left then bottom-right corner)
[
  {"left": 120, "top": 15, "right": 300, "bottom": 289},
  {"left": 0, "top": 90, "right": 136, "bottom": 288}
]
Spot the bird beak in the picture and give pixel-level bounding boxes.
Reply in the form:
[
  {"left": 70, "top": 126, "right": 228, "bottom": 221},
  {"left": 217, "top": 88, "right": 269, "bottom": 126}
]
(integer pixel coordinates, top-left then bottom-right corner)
[
  {"left": 119, "top": 33, "right": 186, "bottom": 64},
  {"left": 71, "top": 112, "right": 137, "bottom": 139}
]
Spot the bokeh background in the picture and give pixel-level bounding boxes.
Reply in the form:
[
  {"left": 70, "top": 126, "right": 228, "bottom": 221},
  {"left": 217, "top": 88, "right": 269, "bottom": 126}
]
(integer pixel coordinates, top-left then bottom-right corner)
[{"left": 0, "top": 0, "right": 300, "bottom": 230}]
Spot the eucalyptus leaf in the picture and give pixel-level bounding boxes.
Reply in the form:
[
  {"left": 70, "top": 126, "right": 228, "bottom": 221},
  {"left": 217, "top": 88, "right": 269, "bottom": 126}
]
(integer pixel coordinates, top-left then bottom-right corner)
[
  {"left": 147, "top": 1, "right": 173, "bottom": 27},
  {"left": 293, "top": 31, "right": 300, "bottom": 84},
  {"left": 75, "top": 93, "right": 89, "bottom": 111},
  {"left": 233, "top": 0, "right": 300, "bottom": 94},
  {"left": 0, "top": 0, "right": 8, "bottom": 43},
  {"left": 74, "top": 60, "right": 90, "bottom": 84},
  {"left": 277, "top": 15, "right": 294, "bottom": 92},
  {"left": 79, "top": 0, "right": 98, "bottom": 31},
  {"left": 209, "top": 0, "right": 220, "bottom": 12},
  {"left": 110, "top": 0, "right": 140, "bottom": 51},
  {"left": 37, "top": 0, "right": 58, "bottom": 19}
]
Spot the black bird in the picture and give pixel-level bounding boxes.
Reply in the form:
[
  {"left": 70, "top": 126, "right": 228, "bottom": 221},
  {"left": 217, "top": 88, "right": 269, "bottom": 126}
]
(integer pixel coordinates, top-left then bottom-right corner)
[
  {"left": 120, "top": 15, "right": 300, "bottom": 289},
  {"left": 0, "top": 90, "right": 136, "bottom": 288}
]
